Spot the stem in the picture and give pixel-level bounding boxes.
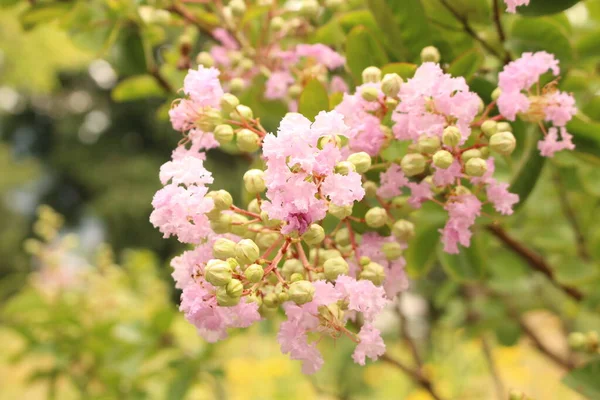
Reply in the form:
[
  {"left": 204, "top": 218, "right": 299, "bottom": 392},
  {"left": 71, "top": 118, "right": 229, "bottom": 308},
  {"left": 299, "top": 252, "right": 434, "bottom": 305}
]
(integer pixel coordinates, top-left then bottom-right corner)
[
  {"left": 481, "top": 336, "right": 505, "bottom": 400},
  {"left": 517, "top": 317, "right": 575, "bottom": 370},
  {"left": 167, "top": 3, "right": 217, "bottom": 38},
  {"left": 230, "top": 205, "right": 261, "bottom": 219},
  {"left": 487, "top": 224, "right": 584, "bottom": 301},
  {"left": 492, "top": 0, "right": 512, "bottom": 63},
  {"left": 380, "top": 354, "right": 445, "bottom": 400},
  {"left": 396, "top": 297, "right": 423, "bottom": 369},
  {"left": 262, "top": 240, "right": 290, "bottom": 276}
]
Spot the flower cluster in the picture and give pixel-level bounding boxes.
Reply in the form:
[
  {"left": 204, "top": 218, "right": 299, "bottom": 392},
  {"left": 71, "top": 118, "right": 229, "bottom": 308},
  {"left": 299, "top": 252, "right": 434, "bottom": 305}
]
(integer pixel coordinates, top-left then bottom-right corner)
[{"left": 504, "top": 0, "right": 530, "bottom": 13}]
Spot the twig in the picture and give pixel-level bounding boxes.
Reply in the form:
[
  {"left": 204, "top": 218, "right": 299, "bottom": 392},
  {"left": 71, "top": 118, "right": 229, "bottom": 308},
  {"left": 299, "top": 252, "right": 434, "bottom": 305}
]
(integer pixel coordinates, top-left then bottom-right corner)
[
  {"left": 481, "top": 336, "right": 505, "bottom": 400},
  {"left": 381, "top": 354, "right": 445, "bottom": 400},
  {"left": 517, "top": 317, "right": 576, "bottom": 370},
  {"left": 492, "top": 0, "right": 512, "bottom": 63},
  {"left": 149, "top": 67, "right": 174, "bottom": 93},
  {"left": 487, "top": 224, "right": 583, "bottom": 301},
  {"left": 396, "top": 297, "right": 423, "bottom": 368},
  {"left": 167, "top": 2, "right": 217, "bottom": 38}
]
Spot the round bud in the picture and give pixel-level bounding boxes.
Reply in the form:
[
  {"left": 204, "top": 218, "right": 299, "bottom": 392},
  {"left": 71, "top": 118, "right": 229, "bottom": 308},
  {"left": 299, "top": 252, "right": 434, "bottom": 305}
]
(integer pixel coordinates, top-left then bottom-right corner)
[
  {"left": 231, "top": 104, "right": 254, "bottom": 121},
  {"left": 461, "top": 149, "right": 482, "bottom": 162},
  {"left": 491, "top": 87, "right": 502, "bottom": 101},
  {"left": 303, "top": 224, "right": 325, "bottom": 245},
  {"left": 417, "top": 135, "right": 441, "bottom": 153},
  {"left": 318, "top": 134, "right": 342, "bottom": 149},
  {"left": 382, "top": 241, "right": 403, "bottom": 261},
  {"left": 347, "top": 152, "right": 372, "bottom": 173},
  {"left": 287, "top": 84, "right": 302, "bottom": 99},
  {"left": 334, "top": 228, "right": 351, "bottom": 247},
  {"left": 289, "top": 280, "right": 315, "bottom": 305},
  {"left": 480, "top": 120, "right": 498, "bottom": 137},
  {"left": 359, "top": 256, "right": 371, "bottom": 266},
  {"left": 489, "top": 131, "right": 516, "bottom": 155},
  {"left": 381, "top": 73, "right": 402, "bottom": 98},
  {"left": 508, "top": 389, "right": 526, "bottom": 400},
  {"left": 328, "top": 203, "right": 353, "bottom": 220},
  {"left": 282, "top": 259, "right": 304, "bottom": 279},
  {"left": 335, "top": 161, "right": 356, "bottom": 175},
  {"left": 220, "top": 93, "right": 240, "bottom": 114},
  {"left": 216, "top": 287, "right": 241, "bottom": 306},
  {"left": 196, "top": 51, "right": 215, "bottom": 67},
  {"left": 365, "top": 207, "right": 388, "bottom": 228},
  {"left": 361, "top": 86, "right": 380, "bottom": 102},
  {"left": 432, "top": 150, "right": 453, "bottom": 169},
  {"left": 226, "top": 278, "right": 244, "bottom": 298},
  {"left": 323, "top": 257, "right": 349, "bottom": 280},
  {"left": 244, "top": 264, "right": 264, "bottom": 283},
  {"left": 363, "top": 181, "right": 378, "bottom": 197},
  {"left": 400, "top": 153, "right": 426, "bottom": 177},
  {"left": 239, "top": 58, "right": 254, "bottom": 72},
  {"left": 214, "top": 124, "right": 234, "bottom": 144},
  {"left": 262, "top": 293, "right": 279, "bottom": 308},
  {"left": 385, "top": 97, "right": 399, "bottom": 109},
  {"left": 210, "top": 212, "right": 232, "bottom": 234},
  {"left": 477, "top": 96, "right": 485, "bottom": 115},
  {"left": 454, "top": 185, "right": 471, "bottom": 196},
  {"left": 362, "top": 66, "right": 382, "bottom": 83},
  {"left": 442, "top": 126, "right": 461, "bottom": 147},
  {"left": 568, "top": 332, "right": 587, "bottom": 351},
  {"left": 213, "top": 238, "right": 237, "bottom": 260},
  {"left": 207, "top": 190, "right": 233, "bottom": 211},
  {"left": 197, "top": 108, "right": 222, "bottom": 132},
  {"left": 247, "top": 198, "right": 261, "bottom": 214},
  {"left": 235, "top": 239, "right": 260, "bottom": 264},
  {"left": 496, "top": 121, "right": 512, "bottom": 132},
  {"left": 420, "top": 46, "right": 441, "bottom": 63},
  {"left": 229, "top": 0, "right": 246, "bottom": 16},
  {"left": 480, "top": 146, "right": 490, "bottom": 159},
  {"left": 278, "top": 292, "right": 289, "bottom": 303},
  {"left": 256, "top": 231, "right": 279, "bottom": 249},
  {"left": 392, "top": 219, "right": 415, "bottom": 241},
  {"left": 230, "top": 214, "right": 249, "bottom": 237},
  {"left": 300, "top": 0, "right": 320, "bottom": 17},
  {"left": 290, "top": 272, "right": 304, "bottom": 282},
  {"left": 229, "top": 78, "right": 245, "bottom": 92},
  {"left": 465, "top": 158, "right": 488, "bottom": 177},
  {"left": 237, "top": 129, "right": 260, "bottom": 152},
  {"left": 243, "top": 169, "right": 266, "bottom": 193},
  {"left": 205, "top": 259, "right": 233, "bottom": 286},
  {"left": 360, "top": 261, "right": 385, "bottom": 285},
  {"left": 260, "top": 211, "right": 281, "bottom": 228},
  {"left": 270, "top": 16, "right": 284, "bottom": 32}
]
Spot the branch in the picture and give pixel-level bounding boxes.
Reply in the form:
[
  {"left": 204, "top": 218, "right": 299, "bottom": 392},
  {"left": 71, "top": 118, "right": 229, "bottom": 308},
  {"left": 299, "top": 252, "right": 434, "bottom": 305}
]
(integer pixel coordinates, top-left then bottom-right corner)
[
  {"left": 492, "top": 0, "right": 512, "bottom": 63},
  {"left": 149, "top": 67, "right": 174, "bottom": 93},
  {"left": 167, "top": 2, "right": 217, "bottom": 38},
  {"left": 396, "top": 297, "right": 423, "bottom": 368},
  {"left": 487, "top": 224, "right": 583, "bottom": 302},
  {"left": 517, "top": 317, "right": 576, "bottom": 370},
  {"left": 380, "top": 354, "right": 445, "bottom": 400}
]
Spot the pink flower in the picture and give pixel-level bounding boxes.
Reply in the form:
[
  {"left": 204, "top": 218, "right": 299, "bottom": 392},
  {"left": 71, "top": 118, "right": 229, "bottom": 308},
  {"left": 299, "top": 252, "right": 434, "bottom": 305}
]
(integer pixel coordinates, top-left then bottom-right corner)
[
  {"left": 440, "top": 194, "right": 482, "bottom": 254},
  {"left": 212, "top": 28, "right": 239, "bottom": 50},
  {"left": 544, "top": 91, "right": 577, "bottom": 127},
  {"left": 353, "top": 324, "right": 386, "bottom": 365},
  {"left": 407, "top": 181, "right": 433, "bottom": 209},
  {"left": 538, "top": 127, "right": 575, "bottom": 157},
  {"left": 159, "top": 156, "right": 214, "bottom": 187},
  {"left": 470, "top": 158, "right": 519, "bottom": 215},
  {"left": 377, "top": 164, "right": 408, "bottom": 199},
  {"left": 321, "top": 172, "right": 365, "bottom": 207},
  {"left": 183, "top": 66, "right": 224, "bottom": 107},
  {"left": 335, "top": 275, "right": 389, "bottom": 322},
  {"left": 330, "top": 76, "right": 349, "bottom": 93},
  {"left": 169, "top": 99, "right": 199, "bottom": 132},
  {"left": 504, "top": 0, "right": 530, "bottom": 13},
  {"left": 265, "top": 71, "right": 295, "bottom": 100},
  {"left": 171, "top": 245, "right": 211, "bottom": 289},
  {"left": 295, "top": 44, "right": 345, "bottom": 70},
  {"left": 433, "top": 160, "right": 463, "bottom": 187}
]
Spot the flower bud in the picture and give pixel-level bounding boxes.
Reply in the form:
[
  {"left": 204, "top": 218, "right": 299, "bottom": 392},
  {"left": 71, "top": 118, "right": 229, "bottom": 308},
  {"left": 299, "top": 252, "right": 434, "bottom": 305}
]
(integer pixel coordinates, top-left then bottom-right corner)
[
  {"left": 278, "top": 292, "right": 289, "bottom": 303},
  {"left": 197, "top": 108, "right": 222, "bottom": 132},
  {"left": 226, "top": 278, "right": 244, "bottom": 297},
  {"left": 287, "top": 84, "right": 302, "bottom": 99},
  {"left": 454, "top": 185, "right": 471, "bottom": 196},
  {"left": 210, "top": 212, "right": 232, "bottom": 234},
  {"left": 220, "top": 93, "right": 240, "bottom": 114},
  {"left": 347, "top": 152, "right": 372, "bottom": 173},
  {"left": 303, "top": 224, "right": 325, "bottom": 245},
  {"left": 365, "top": 207, "right": 388, "bottom": 228},
  {"left": 491, "top": 87, "right": 502, "bottom": 101},
  {"left": 205, "top": 259, "right": 233, "bottom": 286},
  {"left": 442, "top": 126, "right": 461, "bottom": 147},
  {"left": 392, "top": 219, "right": 415, "bottom": 241},
  {"left": 480, "top": 120, "right": 497, "bottom": 137},
  {"left": 229, "top": 0, "right": 246, "bottom": 16},
  {"left": 461, "top": 149, "right": 481, "bottom": 162},
  {"left": 244, "top": 263, "right": 264, "bottom": 283},
  {"left": 289, "top": 280, "right": 315, "bottom": 305},
  {"left": 568, "top": 332, "right": 587, "bottom": 350},
  {"left": 235, "top": 239, "right": 260, "bottom": 264},
  {"left": 385, "top": 97, "right": 399, "bottom": 108},
  {"left": 489, "top": 131, "right": 516, "bottom": 155},
  {"left": 213, "top": 238, "right": 237, "bottom": 259},
  {"left": 207, "top": 190, "right": 233, "bottom": 211},
  {"left": 282, "top": 259, "right": 304, "bottom": 279},
  {"left": 432, "top": 150, "right": 453, "bottom": 169},
  {"left": 508, "top": 389, "right": 528, "bottom": 400},
  {"left": 216, "top": 287, "right": 241, "bottom": 306},
  {"left": 318, "top": 134, "right": 342, "bottom": 149},
  {"left": 270, "top": 16, "right": 284, "bottom": 32},
  {"left": 496, "top": 121, "right": 512, "bottom": 132},
  {"left": 230, "top": 214, "right": 250, "bottom": 237},
  {"left": 243, "top": 169, "right": 266, "bottom": 193},
  {"left": 382, "top": 241, "right": 403, "bottom": 260},
  {"left": 361, "top": 86, "right": 380, "bottom": 102},
  {"left": 229, "top": 77, "right": 245, "bottom": 92},
  {"left": 328, "top": 203, "right": 353, "bottom": 219},
  {"left": 360, "top": 261, "right": 385, "bottom": 285},
  {"left": 300, "top": 0, "right": 320, "bottom": 17},
  {"left": 239, "top": 58, "right": 254, "bottom": 72},
  {"left": 237, "top": 129, "right": 260, "bottom": 152},
  {"left": 260, "top": 211, "right": 281, "bottom": 228},
  {"left": 335, "top": 161, "right": 356, "bottom": 175},
  {"left": 256, "top": 231, "right": 279, "bottom": 249},
  {"left": 400, "top": 153, "right": 426, "bottom": 176},
  {"left": 290, "top": 272, "right": 304, "bottom": 282},
  {"left": 417, "top": 135, "right": 441, "bottom": 153},
  {"left": 196, "top": 51, "right": 215, "bottom": 67},
  {"left": 480, "top": 146, "right": 490, "bottom": 158},
  {"left": 263, "top": 293, "right": 279, "bottom": 308},
  {"left": 231, "top": 104, "right": 254, "bottom": 121},
  {"left": 362, "top": 66, "right": 382, "bottom": 83},
  {"left": 420, "top": 46, "right": 441, "bottom": 63},
  {"left": 363, "top": 181, "right": 378, "bottom": 197},
  {"left": 465, "top": 158, "right": 487, "bottom": 177},
  {"left": 214, "top": 124, "right": 234, "bottom": 144},
  {"left": 381, "top": 73, "right": 402, "bottom": 98},
  {"left": 323, "top": 257, "right": 349, "bottom": 280}
]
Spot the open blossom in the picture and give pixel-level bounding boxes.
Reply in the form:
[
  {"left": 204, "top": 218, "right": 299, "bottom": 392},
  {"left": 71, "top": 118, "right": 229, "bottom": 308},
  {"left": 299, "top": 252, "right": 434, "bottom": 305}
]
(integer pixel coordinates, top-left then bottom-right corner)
[
  {"left": 392, "top": 63, "right": 480, "bottom": 145},
  {"left": 295, "top": 44, "right": 345, "bottom": 70},
  {"left": 375, "top": 164, "right": 432, "bottom": 208},
  {"left": 265, "top": 71, "right": 295, "bottom": 100},
  {"left": 504, "top": 0, "right": 530, "bottom": 13},
  {"left": 353, "top": 324, "right": 386, "bottom": 365},
  {"left": 440, "top": 194, "right": 482, "bottom": 254},
  {"left": 183, "top": 66, "right": 224, "bottom": 107},
  {"left": 470, "top": 158, "right": 519, "bottom": 216},
  {"left": 538, "top": 127, "right": 575, "bottom": 157}
]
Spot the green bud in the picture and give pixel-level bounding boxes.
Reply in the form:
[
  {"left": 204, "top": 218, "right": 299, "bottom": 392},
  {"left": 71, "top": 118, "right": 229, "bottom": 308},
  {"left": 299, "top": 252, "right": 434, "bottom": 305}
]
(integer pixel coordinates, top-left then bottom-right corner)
[
  {"left": 465, "top": 157, "right": 487, "bottom": 177},
  {"left": 362, "top": 66, "right": 382, "bottom": 83},
  {"left": 461, "top": 149, "right": 482, "bottom": 162},
  {"left": 382, "top": 241, "right": 403, "bottom": 261},
  {"left": 480, "top": 146, "right": 490, "bottom": 159},
  {"left": 244, "top": 264, "right": 264, "bottom": 283},
  {"left": 226, "top": 278, "right": 243, "bottom": 297},
  {"left": 256, "top": 231, "right": 279, "bottom": 249},
  {"left": 270, "top": 16, "right": 284, "bottom": 32},
  {"left": 231, "top": 104, "right": 254, "bottom": 121},
  {"left": 290, "top": 272, "right": 304, "bottom": 282},
  {"left": 323, "top": 256, "right": 349, "bottom": 280},
  {"left": 381, "top": 73, "right": 402, "bottom": 98},
  {"left": 235, "top": 239, "right": 260, "bottom": 264},
  {"left": 237, "top": 129, "right": 260, "bottom": 152},
  {"left": 197, "top": 108, "right": 222, "bottom": 132},
  {"left": 229, "top": 51, "right": 244, "bottom": 65},
  {"left": 392, "top": 219, "right": 415, "bottom": 241},
  {"left": 282, "top": 259, "right": 304, "bottom": 279},
  {"left": 442, "top": 126, "right": 461, "bottom": 147},
  {"left": 420, "top": 46, "right": 441, "bottom": 63},
  {"left": 508, "top": 389, "right": 528, "bottom": 400},
  {"left": 568, "top": 332, "right": 587, "bottom": 350},
  {"left": 318, "top": 134, "right": 342, "bottom": 149},
  {"left": 417, "top": 135, "right": 441, "bottom": 153},
  {"left": 496, "top": 121, "right": 512, "bottom": 132},
  {"left": 385, "top": 97, "right": 399, "bottom": 109},
  {"left": 321, "top": 249, "right": 342, "bottom": 262},
  {"left": 335, "top": 161, "right": 356, "bottom": 175},
  {"left": 214, "top": 124, "right": 234, "bottom": 144},
  {"left": 289, "top": 280, "right": 315, "bottom": 305},
  {"left": 227, "top": 257, "right": 240, "bottom": 270},
  {"left": 239, "top": 58, "right": 254, "bottom": 72},
  {"left": 260, "top": 211, "right": 281, "bottom": 228},
  {"left": 432, "top": 150, "right": 454, "bottom": 169},
  {"left": 491, "top": 87, "right": 502, "bottom": 102},
  {"left": 216, "top": 287, "right": 241, "bottom": 306},
  {"left": 213, "top": 238, "right": 237, "bottom": 260},
  {"left": 263, "top": 293, "right": 279, "bottom": 308},
  {"left": 303, "top": 224, "right": 325, "bottom": 245},
  {"left": 287, "top": 84, "right": 302, "bottom": 99},
  {"left": 361, "top": 86, "right": 380, "bottom": 102},
  {"left": 247, "top": 198, "right": 261, "bottom": 214},
  {"left": 220, "top": 93, "right": 240, "bottom": 114},
  {"left": 278, "top": 292, "right": 289, "bottom": 303},
  {"left": 489, "top": 131, "right": 516, "bottom": 155},
  {"left": 229, "top": 0, "right": 246, "bottom": 16},
  {"left": 480, "top": 120, "right": 498, "bottom": 137},
  {"left": 210, "top": 212, "right": 232, "bottom": 234},
  {"left": 243, "top": 169, "right": 266, "bottom": 193},
  {"left": 229, "top": 77, "right": 245, "bottom": 92},
  {"left": 205, "top": 259, "right": 233, "bottom": 286},
  {"left": 347, "top": 152, "right": 372, "bottom": 173},
  {"left": 360, "top": 261, "right": 385, "bottom": 285},
  {"left": 300, "top": 0, "right": 320, "bottom": 17},
  {"left": 363, "top": 181, "right": 378, "bottom": 197},
  {"left": 365, "top": 207, "right": 388, "bottom": 228},
  {"left": 454, "top": 185, "right": 471, "bottom": 196},
  {"left": 401, "top": 153, "right": 426, "bottom": 176},
  {"left": 329, "top": 203, "right": 353, "bottom": 219},
  {"left": 477, "top": 96, "right": 485, "bottom": 115},
  {"left": 359, "top": 256, "right": 371, "bottom": 266},
  {"left": 196, "top": 51, "right": 215, "bottom": 67},
  {"left": 207, "top": 190, "right": 233, "bottom": 211},
  {"left": 230, "top": 214, "right": 249, "bottom": 237}
]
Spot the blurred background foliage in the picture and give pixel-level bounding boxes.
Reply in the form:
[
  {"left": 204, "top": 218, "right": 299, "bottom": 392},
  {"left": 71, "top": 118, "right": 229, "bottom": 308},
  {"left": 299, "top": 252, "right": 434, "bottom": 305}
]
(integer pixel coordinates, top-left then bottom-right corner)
[{"left": 1, "top": 0, "right": 600, "bottom": 399}]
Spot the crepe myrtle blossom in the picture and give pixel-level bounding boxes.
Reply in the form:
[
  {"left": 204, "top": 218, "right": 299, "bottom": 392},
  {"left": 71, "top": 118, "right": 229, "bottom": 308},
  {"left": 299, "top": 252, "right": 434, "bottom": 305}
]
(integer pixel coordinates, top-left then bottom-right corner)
[{"left": 504, "top": 0, "right": 530, "bottom": 13}]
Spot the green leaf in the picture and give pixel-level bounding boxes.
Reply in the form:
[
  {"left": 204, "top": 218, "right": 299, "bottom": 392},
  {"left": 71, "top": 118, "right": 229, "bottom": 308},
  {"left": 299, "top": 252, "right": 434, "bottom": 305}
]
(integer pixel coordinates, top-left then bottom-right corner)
[
  {"left": 345, "top": 26, "right": 389, "bottom": 83},
  {"left": 509, "top": 128, "right": 546, "bottom": 211},
  {"left": 298, "top": 79, "right": 329, "bottom": 121},
  {"left": 19, "top": 3, "right": 71, "bottom": 30},
  {"left": 562, "top": 359, "right": 600, "bottom": 399},
  {"left": 437, "top": 236, "right": 485, "bottom": 282},
  {"left": 448, "top": 48, "right": 484, "bottom": 81},
  {"left": 518, "top": 0, "right": 581, "bottom": 16},
  {"left": 510, "top": 17, "right": 574, "bottom": 67},
  {"left": 111, "top": 75, "right": 166, "bottom": 102},
  {"left": 405, "top": 223, "right": 440, "bottom": 277},
  {"left": 567, "top": 115, "right": 600, "bottom": 158},
  {"left": 381, "top": 63, "right": 417, "bottom": 80}
]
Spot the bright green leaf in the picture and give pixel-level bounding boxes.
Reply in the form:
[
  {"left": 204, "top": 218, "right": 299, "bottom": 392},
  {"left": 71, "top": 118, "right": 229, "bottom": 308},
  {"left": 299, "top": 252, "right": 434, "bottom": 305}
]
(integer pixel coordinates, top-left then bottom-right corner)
[
  {"left": 567, "top": 115, "right": 600, "bottom": 158},
  {"left": 345, "top": 26, "right": 389, "bottom": 83},
  {"left": 448, "top": 48, "right": 484, "bottom": 81},
  {"left": 381, "top": 63, "right": 417, "bottom": 80},
  {"left": 437, "top": 236, "right": 485, "bottom": 282},
  {"left": 111, "top": 75, "right": 166, "bottom": 102},
  {"left": 562, "top": 359, "right": 600, "bottom": 399},
  {"left": 509, "top": 128, "right": 546, "bottom": 211},
  {"left": 298, "top": 79, "right": 329, "bottom": 121},
  {"left": 510, "top": 17, "right": 574, "bottom": 67}
]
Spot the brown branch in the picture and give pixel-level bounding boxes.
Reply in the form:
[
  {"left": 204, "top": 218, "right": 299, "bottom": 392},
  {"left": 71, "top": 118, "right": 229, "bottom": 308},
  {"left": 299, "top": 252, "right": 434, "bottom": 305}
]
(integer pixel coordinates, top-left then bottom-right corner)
[
  {"left": 167, "top": 2, "right": 217, "bottom": 38},
  {"left": 492, "top": 0, "right": 512, "bottom": 63},
  {"left": 396, "top": 297, "right": 424, "bottom": 368},
  {"left": 517, "top": 318, "right": 576, "bottom": 370},
  {"left": 149, "top": 67, "right": 174, "bottom": 93},
  {"left": 487, "top": 224, "right": 583, "bottom": 302},
  {"left": 380, "top": 354, "right": 445, "bottom": 400}
]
